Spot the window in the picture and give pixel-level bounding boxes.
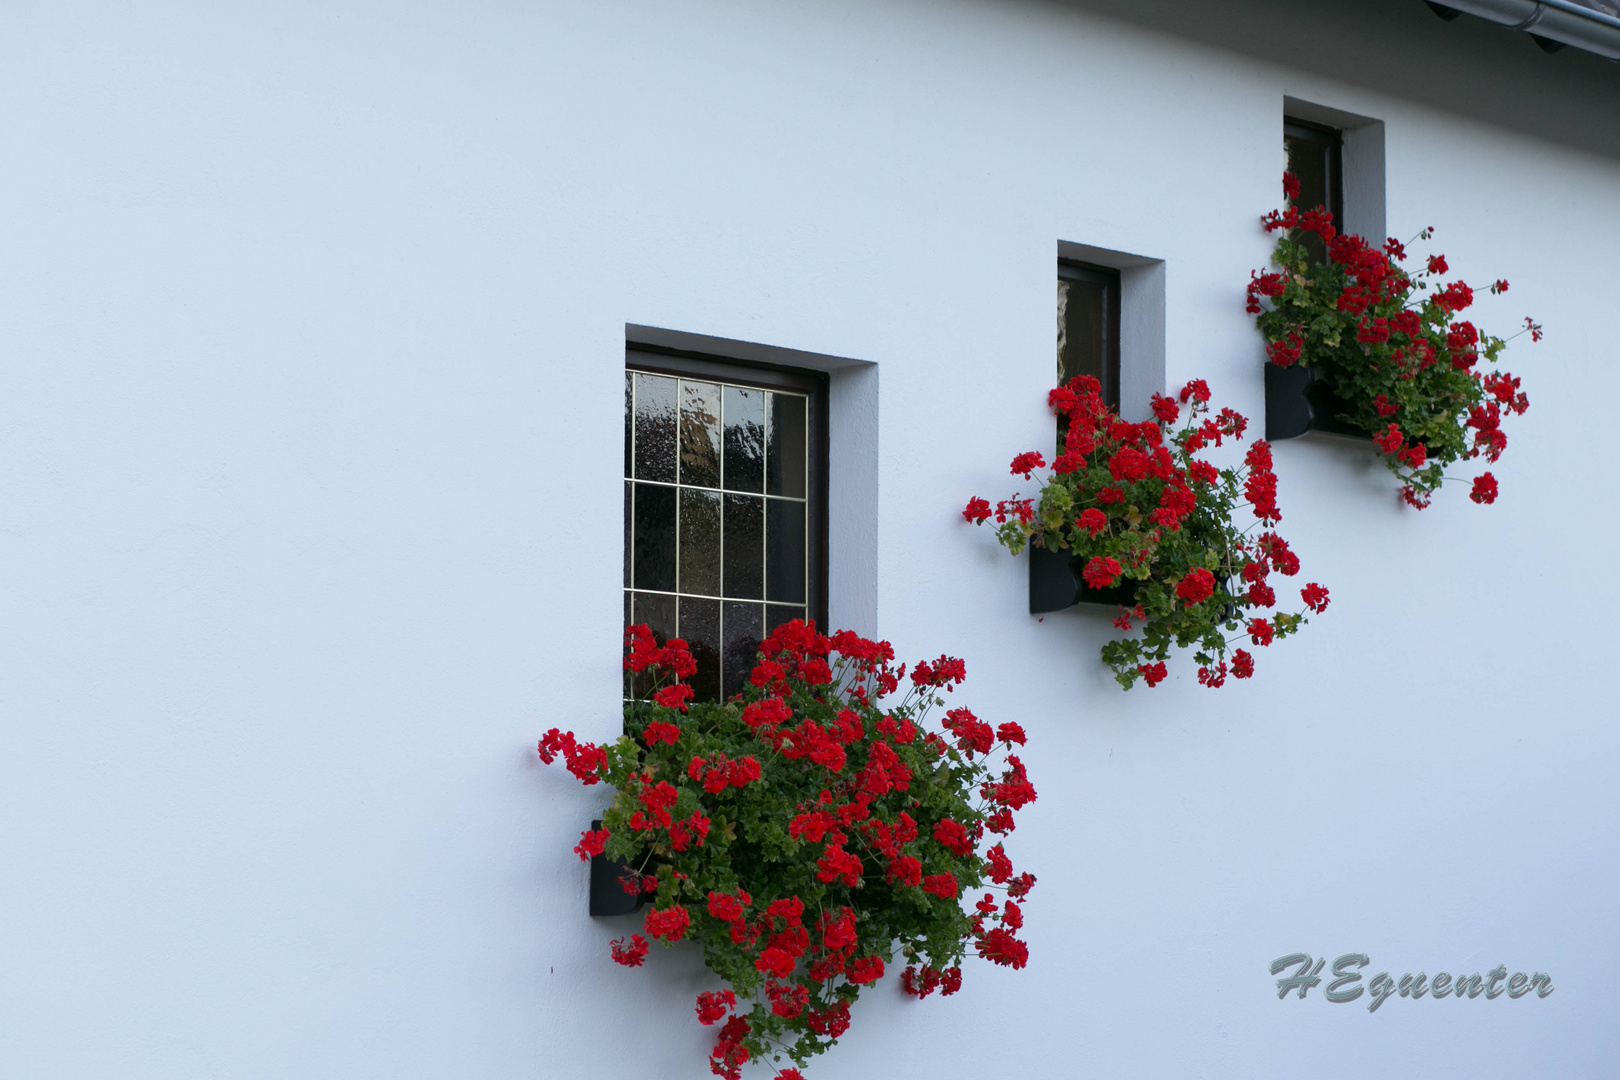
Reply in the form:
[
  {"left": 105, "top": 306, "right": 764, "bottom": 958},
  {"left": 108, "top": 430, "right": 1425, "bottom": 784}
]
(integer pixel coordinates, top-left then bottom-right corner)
[
  {"left": 1033, "top": 258, "right": 1129, "bottom": 614},
  {"left": 1284, "top": 116, "right": 1344, "bottom": 263},
  {"left": 1280, "top": 108, "right": 1385, "bottom": 440},
  {"left": 624, "top": 347, "right": 827, "bottom": 701},
  {"left": 1057, "top": 260, "right": 1121, "bottom": 411},
  {"left": 1283, "top": 99, "right": 1384, "bottom": 246}
]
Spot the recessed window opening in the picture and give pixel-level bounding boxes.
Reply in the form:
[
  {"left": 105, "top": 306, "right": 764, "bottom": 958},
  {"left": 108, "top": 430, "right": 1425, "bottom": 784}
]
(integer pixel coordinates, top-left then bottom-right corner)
[
  {"left": 1284, "top": 116, "right": 1344, "bottom": 262},
  {"left": 624, "top": 348, "right": 827, "bottom": 702},
  {"left": 1057, "top": 259, "right": 1121, "bottom": 412}
]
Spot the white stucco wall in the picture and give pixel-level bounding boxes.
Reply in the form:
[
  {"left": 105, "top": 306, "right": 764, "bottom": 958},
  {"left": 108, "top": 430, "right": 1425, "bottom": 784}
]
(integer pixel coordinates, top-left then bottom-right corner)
[{"left": 4, "top": 0, "right": 1617, "bottom": 1076}]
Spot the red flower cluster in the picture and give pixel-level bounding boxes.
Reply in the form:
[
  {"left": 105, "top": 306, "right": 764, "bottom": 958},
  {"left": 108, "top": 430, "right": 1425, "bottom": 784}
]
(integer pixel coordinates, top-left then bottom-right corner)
[
  {"left": 539, "top": 620, "right": 1034, "bottom": 1077},
  {"left": 573, "top": 827, "right": 610, "bottom": 862},
  {"left": 1009, "top": 451, "right": 1046, "bottom": 478},
  {"left": 625, "top": 623, "right": 699, "bottom": 678},
  {"left": 644, "top": 719, "right": 681, "bottom": 744},
  {"left": 975, "top": 927, "right": 1029, "bottom": 969},
  {"left": 1267, "top": 332, "right": 1304, "bottom": 367},
  {"left": 1176, "top": 568, "right": 1215, "bottom": 607},
  {"left": 537, "top": 728, "right": 607, "bottom": 786},
  {"left": 1250, "top": 171, "right": 1537, "bottom": 507},
  {"left": 1083, "top": 555, "right": 1122, "bottom": 589},
  {"left": 1243, "top": 441, "right": 1280, "bottom": 523},
  {"left": 687, "top": 752, "right": 764, "bottom": 793},
  {"left": 901, "top": 963, "right": 963, "bottom": 998},
  {"left": 645, "top": 904, "right": 692, "bottom": 942},
  {"left": 911, "top": 654, "right": 967, "bottom": 689},
  {"left": 965, "top": 377, "right": 1324, "bottom": 688},
  {"left": 696, "top": 988, "right": 738, "bottom": 1025},
  {"left": 710, "top": 1014, "right": 751, "bottom": 1080},
  {"left": 611, "top": 934, "right": 649, "bottom": 967}
]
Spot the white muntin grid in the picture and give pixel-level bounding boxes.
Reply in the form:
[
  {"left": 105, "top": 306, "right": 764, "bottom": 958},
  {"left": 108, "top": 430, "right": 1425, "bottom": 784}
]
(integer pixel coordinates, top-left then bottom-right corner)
[{"left": 625, "top": 369, "right": 809, "bottom": 700}]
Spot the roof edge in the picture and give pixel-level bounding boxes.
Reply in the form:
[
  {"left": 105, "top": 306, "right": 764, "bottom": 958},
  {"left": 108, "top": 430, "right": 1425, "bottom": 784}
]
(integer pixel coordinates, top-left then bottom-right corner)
[{"left": 1433, "top": 0, "right": 1620, "bottom": 59}]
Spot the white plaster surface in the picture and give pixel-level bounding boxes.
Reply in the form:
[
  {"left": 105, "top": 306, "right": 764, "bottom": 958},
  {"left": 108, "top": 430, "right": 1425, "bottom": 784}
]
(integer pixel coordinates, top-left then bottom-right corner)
[{"left": 2, "top": 0, "right": 1617, "bottom": 1076}]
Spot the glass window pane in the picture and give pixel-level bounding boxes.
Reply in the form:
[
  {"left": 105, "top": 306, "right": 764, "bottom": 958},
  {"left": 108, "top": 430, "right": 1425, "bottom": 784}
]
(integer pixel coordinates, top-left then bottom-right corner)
[
  {"left": 631, "top": 591, "right": 676, "bottom": 643},
  {"left": 723, "top": 386, "right": 765, "bottom": 492},
  {"left": 722, "top": 493, "right": 763, "bottom": 599},
  {"left": 623, "top": 481, "right": 632, "bottom": 588},
  {"left": 1286, "top": 135, "right": 1330, "bottom": 217},
  {"left": 679, "top": 380, "right": 722, "bottom": 489},
  {"left": 634, "top": 373, "right": 677, "bottom": 483},
  {"left": 767, "top": 604, "right": 805, "bottom": 635},
  {"left": 632, "top": 482, "right": 677, "bottom": 592},
  {"left": 765, "top": 497, "right": 806, "bottom": 604},
  {"left": 722, "top": 601, "right": 763, "bottom": 700},
  {"left": 624, "top": 371, "right": 634, "bottom": 479},
  {"left": 1058, "top": 276, "right": 1105, "bottom": 389},
  {"left": 679, "top": 596, "right": 721, "bottom": 702},
  {"left": 630, "top": 591, "right": 677, "bottom": 698},
  {"left": 679, "top": 489, "right": 721, "bottom": 597},
  {"left": 766, "top": 393, "right": 807, "bottom": 498}
]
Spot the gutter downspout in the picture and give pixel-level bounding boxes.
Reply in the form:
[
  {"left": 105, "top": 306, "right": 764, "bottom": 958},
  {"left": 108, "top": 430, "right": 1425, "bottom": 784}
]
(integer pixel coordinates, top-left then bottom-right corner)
[{"left": 1430, "top": 0, "right": 1620, "bottom": 58}]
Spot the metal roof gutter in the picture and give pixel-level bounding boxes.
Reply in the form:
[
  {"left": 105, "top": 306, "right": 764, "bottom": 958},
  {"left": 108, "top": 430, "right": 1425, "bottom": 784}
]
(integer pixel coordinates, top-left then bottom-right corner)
[{"left": 1430, "top": 0, "right": 1620, "bottom": 59}]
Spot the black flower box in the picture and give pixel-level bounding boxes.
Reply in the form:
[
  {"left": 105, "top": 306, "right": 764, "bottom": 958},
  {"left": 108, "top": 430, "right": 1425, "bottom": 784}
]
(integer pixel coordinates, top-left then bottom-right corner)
[
  {"left": 588, "top": 819, "right": 650, "bottom": 917},
  {"left": 1029, "top": 544, "right": 1142, "bottom": 615},
  {"left": 1264, "top": 362, "right": 1373, "bottom": 441}
]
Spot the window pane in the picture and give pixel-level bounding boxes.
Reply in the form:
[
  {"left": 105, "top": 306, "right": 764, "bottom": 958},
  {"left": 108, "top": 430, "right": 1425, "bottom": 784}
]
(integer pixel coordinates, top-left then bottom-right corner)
[
  {"left": 723, "top": 386, "right": 765, "bottom": 492},
  {"left": 1058, "top": 276, "right": 1105, "bottom": 389},
  {"left": 766, "top": 393, "right": 807, "bottom": 498},
  {"left": 679, "top": 596, "right": 721, "bottom": 702},
  {"left": 1286, "top": 135, "right": 1331, "bottom": 217},
  {"left": 632, "top": 482, "right": 677, "bottom": 592},
  {"left": 679, "top": 380, "right": 722, "bottom": 489},
  {"left": 634, "top": 373, "right": 677, "bottom": 483},
  {"left": 631, "top": 591, "right": 677, "bottom": 642},
  {"left": 679, "top": 489, "right": 721, "bottom": 597},
  {"left": 767, "top": 604, "right": 805, "bottom": 634},
  {"left": 1286, "top": 133, "right": 1329, "bottom": 266},
  {"left": 722, "top": 494, "right": 763, "bottom": 599},
  {"left": 623, "top": 481, "right": 632, "bottom": 588},
  {"left": 765, "top": 498, "right": 806, "bottom": 604},
  {"left": 722, "top": 600, "right": 763, "bottom": 700}
]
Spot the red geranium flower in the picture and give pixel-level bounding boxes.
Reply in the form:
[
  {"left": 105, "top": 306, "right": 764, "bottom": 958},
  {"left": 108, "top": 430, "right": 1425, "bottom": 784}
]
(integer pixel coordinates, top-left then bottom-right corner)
[
  {"left": 1175, "top": 568, "right": 1216, "bottom": 606},
  {"left": 1082, "top": 556, "right": 1122, "bottom": 590},
  {"left": 610, "top": 934, "right": 648, "bottom": 967}
]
